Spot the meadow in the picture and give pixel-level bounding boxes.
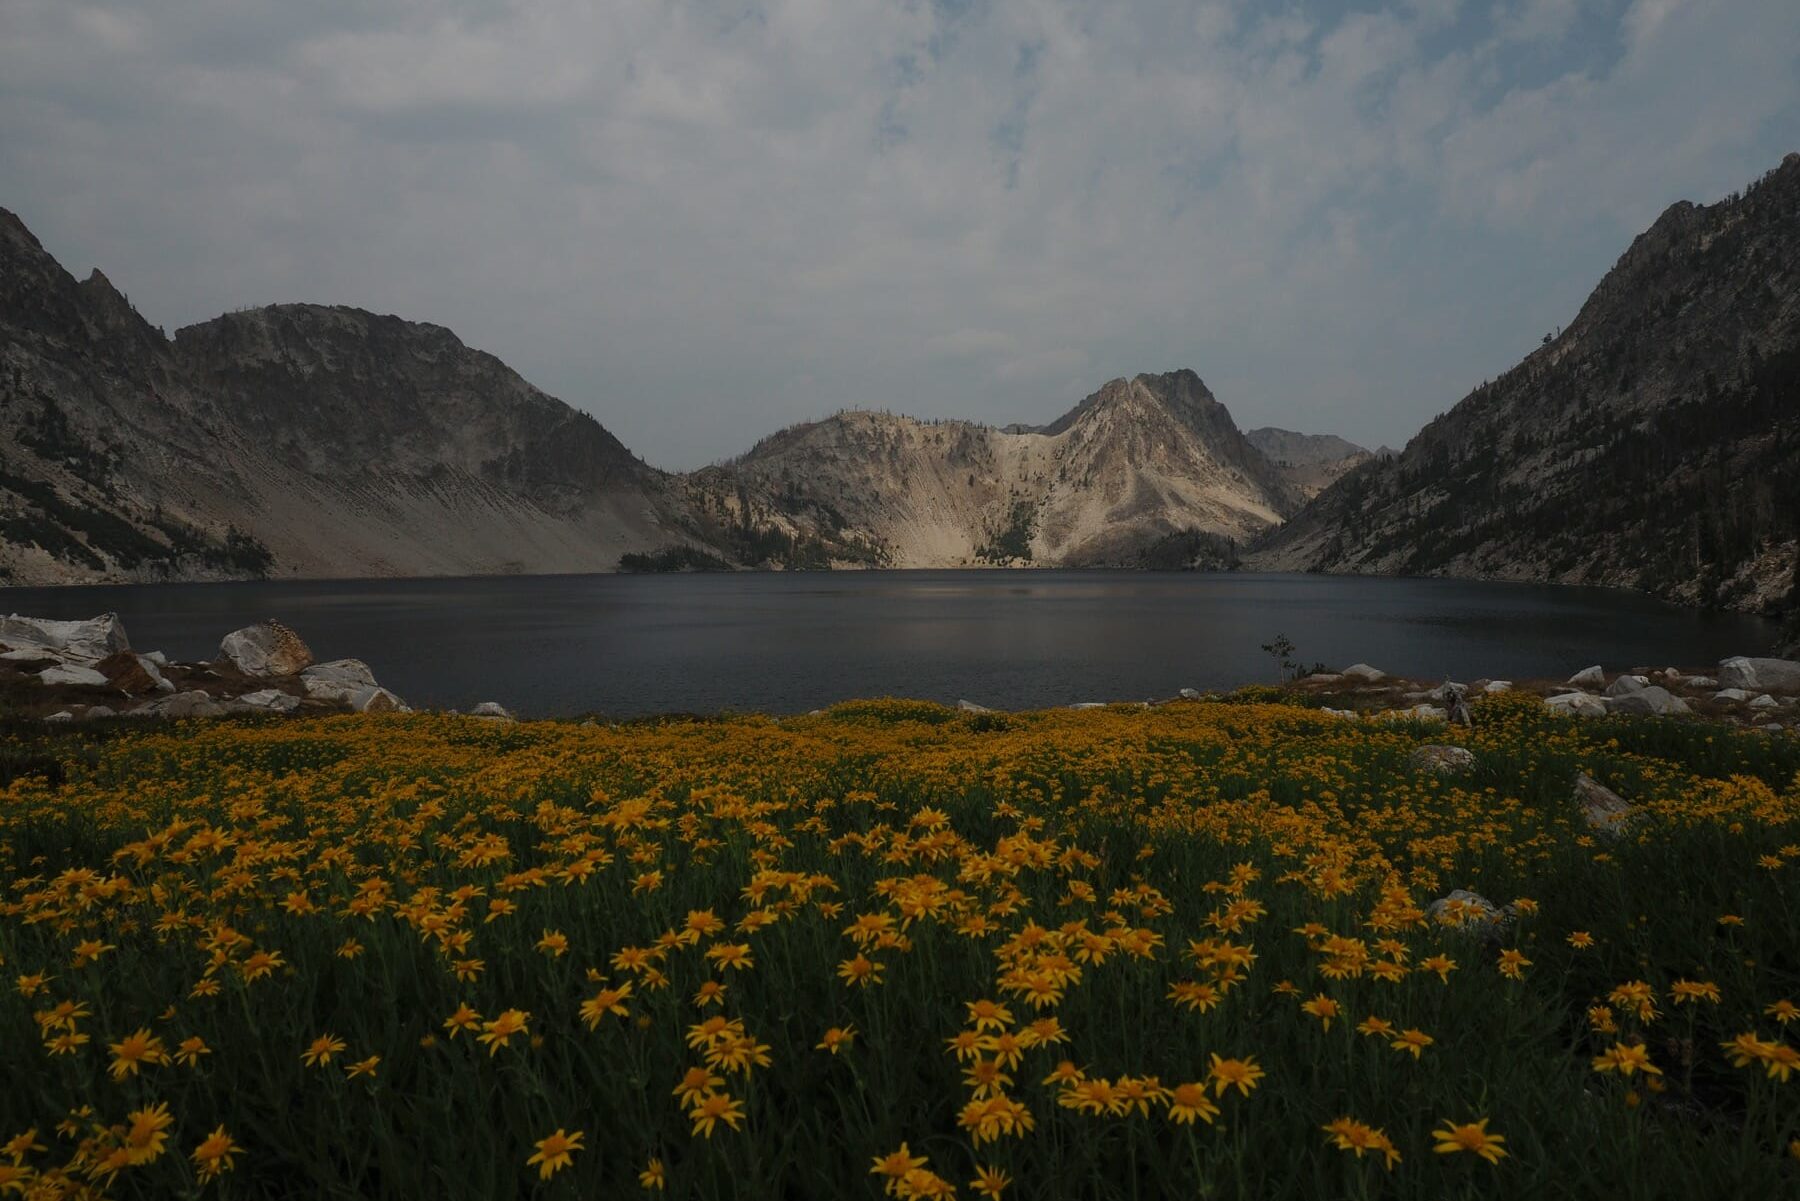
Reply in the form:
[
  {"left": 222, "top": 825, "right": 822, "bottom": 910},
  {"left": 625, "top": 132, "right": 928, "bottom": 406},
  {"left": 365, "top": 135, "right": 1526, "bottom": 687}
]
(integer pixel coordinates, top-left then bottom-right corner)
[{"left": 1, "top": 693, "right": 1797, "bottom": 1199}]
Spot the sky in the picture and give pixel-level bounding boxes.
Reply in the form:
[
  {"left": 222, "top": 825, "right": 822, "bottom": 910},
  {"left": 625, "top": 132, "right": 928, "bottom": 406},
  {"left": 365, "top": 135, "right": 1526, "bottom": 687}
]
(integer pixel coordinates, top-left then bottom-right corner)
[{"left": 3, "top": 1, "right": 1798, "bottom": 469}]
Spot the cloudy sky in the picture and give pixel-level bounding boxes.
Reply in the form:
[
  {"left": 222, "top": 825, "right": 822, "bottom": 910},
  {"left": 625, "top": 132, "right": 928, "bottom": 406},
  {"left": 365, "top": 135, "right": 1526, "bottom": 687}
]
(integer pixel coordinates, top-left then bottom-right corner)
[{"left": 4, "top": 0, "right": 1797, "bottom": 468}]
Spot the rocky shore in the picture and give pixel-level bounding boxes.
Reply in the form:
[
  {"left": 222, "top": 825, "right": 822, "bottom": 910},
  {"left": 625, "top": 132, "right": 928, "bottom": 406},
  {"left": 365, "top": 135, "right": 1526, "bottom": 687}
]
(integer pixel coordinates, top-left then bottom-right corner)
[
  {"left": 0, "top": 613, "right": 514, "bottom": 724},
  {"left": 3, "top": 610, "right": 1796, "bottom": 732}
]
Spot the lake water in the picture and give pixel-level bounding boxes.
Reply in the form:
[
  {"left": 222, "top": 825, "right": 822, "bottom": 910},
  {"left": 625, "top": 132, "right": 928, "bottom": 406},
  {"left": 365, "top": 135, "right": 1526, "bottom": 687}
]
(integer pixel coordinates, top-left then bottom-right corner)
[{"left": 0, "top": 571, "right": 1780, "bottom": 717}]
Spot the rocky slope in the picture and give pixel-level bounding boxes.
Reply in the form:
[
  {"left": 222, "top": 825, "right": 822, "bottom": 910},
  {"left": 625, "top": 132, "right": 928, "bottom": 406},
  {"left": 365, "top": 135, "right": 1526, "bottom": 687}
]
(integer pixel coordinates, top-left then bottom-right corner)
[
  {"left": 681, "top": 370, "right": 1300, "bottom": 568},
  {"left": 1244, "top": 427, "right": 1378, "bottom": 500},
  {"left": 1254, "top": 154, "right": 1800, "bottom": 626},
  {"left": 0, "top": 210, "right": 692, "bottom": 583}
]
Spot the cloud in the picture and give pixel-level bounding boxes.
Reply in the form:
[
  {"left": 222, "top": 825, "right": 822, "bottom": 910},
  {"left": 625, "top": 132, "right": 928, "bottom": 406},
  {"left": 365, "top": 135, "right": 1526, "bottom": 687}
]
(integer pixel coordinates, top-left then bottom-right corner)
[{"left": 2, "top": 0, "right": 1796, "bottom": 466}]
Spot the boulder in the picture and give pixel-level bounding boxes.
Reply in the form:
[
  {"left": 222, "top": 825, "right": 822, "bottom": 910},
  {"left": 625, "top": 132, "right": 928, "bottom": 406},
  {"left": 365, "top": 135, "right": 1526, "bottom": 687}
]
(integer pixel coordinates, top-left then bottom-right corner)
[
  {"left": 1177, "top": 688, "right": 1203, "bottom": 699},
  {"left": 37, "top": 663, "right": 110, "bottom": 688},
  {"left": 143, "top": 690, "right": 226, "bottom": 719},
  {"left": 1408, "top": 704, "right": 1448, "bottom": 720},
  {"left": 1567, "top": 665, "right": 1606, "bottom": 689},
  {"left": 1341, "top": 663, "right": 1386, "bottom": 683},
  {"left": 1068, "top": 702, "right": 1108, "bottom": 710},
  {"left": 1604, "top": 675, "right": 1647, "bottom": 698},
  {"left": 79, "top": 705, "right": 117, "bottom": 721},
  {"left": 301, "top": 659, "right": 379, "bottom": 703},
  {"left": 1, "top": 648, "right": 56, "bottom": 663},
  {"left": 43, "top": 711, "right": 74, "bottom": 724},
  {"left": 1426, "top": 889, "right": 1516, "bottom": 937},
  {"left": 1749, "top": 694, "right": 1778, "bottom": 710},
  {"left": 237, "top": 688, "right": 303, "bottom": 714},
  {"left": 1713, "top": 688, "right": 1754, "bottom": 703},
  {"left": 97, "top": 652, "right": 172, "bottom": 696},
  {"left": 1686, "top": 676, "right": 1718, "bottom": 689},
  {"left": 1546, "top": 692, "right": 1608, "bottom": 718},
  {"left": 1299, "top": 673, "right": 1343, "bottom": 685},
  {"left": 218, "top": 620, "right": 314, "bottom": 677},
  {"left": 1409, "top": 745, "right": 1476, "bottom": 775},
  {"left": 1605, "top": 686, "right": 1689, "bottom": 716},
  {"left": 1322, "top": 707, "right": 1358, "bottom": 719},
  {"left": 956, "top": 699, "right": 994, "bottom": 713},
  {"left": 1718, "top": 657, "right": 1800, "bottom": 693},
  {"left": 1484, "top": 680, "right": 1512, "bottom": 693},
  {"left": 0, "top": 613, "right": 129, "bottom": 662},
  {"left": 470, "top": 701, "right": 515, "bottom": 720},
  {"left": 1573, "top": 773, "right": 1632, "bottom": 835},
  {"left": 350, "top": 686, "right": 407, "bottom": 714}
]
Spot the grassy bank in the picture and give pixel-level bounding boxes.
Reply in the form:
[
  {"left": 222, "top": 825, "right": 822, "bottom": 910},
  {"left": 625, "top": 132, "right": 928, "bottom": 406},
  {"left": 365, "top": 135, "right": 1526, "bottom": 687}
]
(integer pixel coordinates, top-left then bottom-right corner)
[{"left": 2, "top": 695, "right": 1797, "bottom": 1198}]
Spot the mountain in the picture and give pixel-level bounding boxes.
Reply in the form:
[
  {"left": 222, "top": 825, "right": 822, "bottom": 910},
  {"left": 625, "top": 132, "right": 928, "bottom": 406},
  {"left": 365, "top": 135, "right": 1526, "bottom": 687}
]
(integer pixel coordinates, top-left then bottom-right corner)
[
  {"left": 1244, "top": 427, "right": 1378, "bottom": 499},
  {"left": 0, "top": 209, "right": 693, "bottom": 583},
  {"left": 678, "top": 370, "right": 1300, "bottom": 568},
  {"left": 1254, "top": 154, "right": 1800, "bottom": 624}
]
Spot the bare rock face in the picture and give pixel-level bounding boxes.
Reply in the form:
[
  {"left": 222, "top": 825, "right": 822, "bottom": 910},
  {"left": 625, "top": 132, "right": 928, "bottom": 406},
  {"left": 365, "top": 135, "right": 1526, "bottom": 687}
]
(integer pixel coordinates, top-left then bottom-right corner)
[
  {"left": 1252, "top": 154, "right": 1800, "bottom": 624},
  {"left": 0, "top": 613, "right": 130, "bottom": 662},
  {"left": 219, "top": 620, "right": 314, "bottom": 677}
]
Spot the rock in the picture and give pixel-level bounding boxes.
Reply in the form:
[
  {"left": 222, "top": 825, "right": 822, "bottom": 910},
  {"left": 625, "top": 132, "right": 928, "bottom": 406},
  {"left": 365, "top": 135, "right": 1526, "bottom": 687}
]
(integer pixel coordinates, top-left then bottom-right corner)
[
  {"left": 1177, "top": 688, "right": 1203, "bottom": 699},
  {"left": 1484, "top": 680, "right": 1512, "bottom": 693},
  {"left": 1573, "top": 773, "right": 1632, "bottom": 835},
  {"left": 1713, "top": 688, "right": 1754, "bottom": 702},
  {"left": 1322, "top": 707, "right": 1357, "bottom": 719},
  {"left": 1068, "top": 702, "right": 1108, "bottom": 710},
  {"left": 956, "top": 699, "right": 994, "bottom": 713},
  {"left": 1718, "top": 657, "right": 1800, "bottom": 693},
  {"left": 1299, "top": 673, "right": 1343, "bottom": 685},
  {"left": 143, "top": 690, "right": 226, "bottom": 719},
  {"left": 1685, "top": 676, "right": 1718, "bottom": 689},
  {"left": 1, "top": 648, "right": 56, "bottom": 663},
  {"left": 350, "top": 686, "right": 407, "bottom": 714},
  {"left": 143, "top": 650, "right": 168, "bottom": 666},
  {"left": 1546, "top": 692, "right": 1608, "bottom": 718},
  {"left": 37, "top": 663, "right": 110, "bottom": 687},
  {"left": 1568, "top": 665, "right": 1606, "bottom": 689},
  {"left": 218, "top": 620, "right": 314, "bottom": 677},
  {"left": 0, "top": 613, "right": 130, "bottom": 662},
  {"left": 1426, "top": 889, "right": 1516, "bottom": 936},
  {"left": 79, "top": 705, "right": 116, "bottom": 721},
  {"left": 301, "top": 659, "right": 380, "bottom": 703},
  {"left": 1759, "top": 722, "right": 1786, "bottom": 732},
  {"left": 1749, "top": 694, "right": 1778, "bottom": 710},
  {"left": 237, "top": 688, "right": 303, "bottom": 714},
  {"left": 1341, "top": 663, "right": 1386, "bottom": 683},
  {"left": 1409, "top": 745, "right": 1476, "bottom": 775},
  {"left": 97, "top": 652, "right": 169, "bottom": 696},
  {"left": 1408, "top": 704, "right": 1448, "bottom": 720},
  {"left": 1604, "top": 675, "right": 1647, "bottom": 698},
  {"left": 470, "top": 701, "right": 514, "bottom": 720},
  {"left": 43, "top": 710, "right": 73, "bottom": 724},
  {"left": 1605, "top": 686, "right": 1690, "bottom": 716}
]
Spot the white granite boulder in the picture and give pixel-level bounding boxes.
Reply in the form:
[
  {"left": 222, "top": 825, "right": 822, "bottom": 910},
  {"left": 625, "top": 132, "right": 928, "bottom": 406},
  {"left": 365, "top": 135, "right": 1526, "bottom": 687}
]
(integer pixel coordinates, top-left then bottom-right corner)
[
  {"left": 1719, "top": 657, "right": 1800, "bottom": 693},
  {"left": 300, "top": 659, "right": 379, "bottom": 703},
  {"left": 38, "top": 663, "right": 110, "bottom": 687},
  {"left": 0, "top": 613, "right": 130, "bottom": 662},
  {"left": 238, "top": 689, "right": 303, "bottom": 714},
  {"left": 1409, "top": 745, "right": 1476, "bottom": 775},
  {"left": 1605, "top": 685, "right": 1689, "bottom": 716},
  {"left": 1341, "top": 663, "right": 1387, "bottom": 683},
  {"left": 1567, "top": 665, "right": 1606, "bottom": 689},
  {"left": 1546, "top": 692, "right": 1608, "bottom": 718},
  {"left": 218, "top": 620, "right": 313, "bottom": 677}
]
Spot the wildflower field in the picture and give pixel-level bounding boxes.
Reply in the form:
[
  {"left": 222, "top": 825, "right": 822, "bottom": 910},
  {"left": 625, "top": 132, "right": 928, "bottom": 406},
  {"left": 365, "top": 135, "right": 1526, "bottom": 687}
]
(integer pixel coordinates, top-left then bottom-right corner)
[{"left": 2, "top": 693, "right": 1798, "bottom": 1199}]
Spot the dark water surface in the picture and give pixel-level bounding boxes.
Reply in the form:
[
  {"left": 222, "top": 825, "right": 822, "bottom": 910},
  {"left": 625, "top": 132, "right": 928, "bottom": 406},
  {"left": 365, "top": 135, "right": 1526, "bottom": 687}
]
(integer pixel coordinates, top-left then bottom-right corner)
[{"left": 0, "top": 571, "right": 1779, "bottom": 716}]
